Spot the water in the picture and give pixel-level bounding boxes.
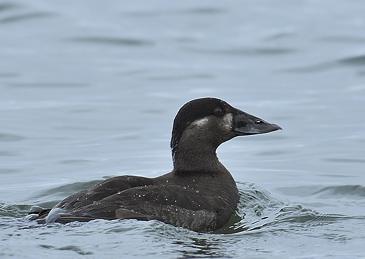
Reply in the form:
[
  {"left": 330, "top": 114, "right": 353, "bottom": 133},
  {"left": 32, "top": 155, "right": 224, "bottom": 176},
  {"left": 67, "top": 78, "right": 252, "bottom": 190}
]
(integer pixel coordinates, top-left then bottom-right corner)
[{"left": 1, "top": 0, "right": 365, "bottom": 258}]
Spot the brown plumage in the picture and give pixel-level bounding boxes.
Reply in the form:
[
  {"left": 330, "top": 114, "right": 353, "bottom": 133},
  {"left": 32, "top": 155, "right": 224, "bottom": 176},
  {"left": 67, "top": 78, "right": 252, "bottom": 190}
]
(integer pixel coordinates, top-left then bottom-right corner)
[{"left": 32, "top": 98, "right": 281, "bottom": 232}]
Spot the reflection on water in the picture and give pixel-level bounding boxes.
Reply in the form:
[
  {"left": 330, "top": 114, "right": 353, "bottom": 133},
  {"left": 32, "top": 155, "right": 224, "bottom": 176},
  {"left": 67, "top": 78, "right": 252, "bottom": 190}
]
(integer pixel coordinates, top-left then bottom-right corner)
[
  {"left": 176, "top": 238, "right": 228, "bottom": 259},
  {"left": 1, "top": 0, "right": 365, "bottom": 258}
]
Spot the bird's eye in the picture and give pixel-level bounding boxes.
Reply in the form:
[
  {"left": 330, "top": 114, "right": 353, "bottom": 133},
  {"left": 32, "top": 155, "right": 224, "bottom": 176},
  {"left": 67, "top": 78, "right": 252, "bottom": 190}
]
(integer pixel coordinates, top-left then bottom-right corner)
[
  {"left": 255, "top": 120, "right": 263, "bottom": 124},
  {"left": 213, "top": 107, "right": 224, "bottom": 117}
]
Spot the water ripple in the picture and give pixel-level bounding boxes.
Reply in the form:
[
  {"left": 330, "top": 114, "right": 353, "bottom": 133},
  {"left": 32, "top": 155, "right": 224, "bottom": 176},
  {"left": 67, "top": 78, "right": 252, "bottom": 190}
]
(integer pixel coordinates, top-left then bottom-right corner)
[
  {"left": 313, "top": 185, "right": 365, "bottom": 198},
  {"left": 0, "top": 72, "right": 18, "bottom": 78},
  {"left": 0, "top": 12, "right": 53, "bottom": 24},
  {"left": 188, "top": 47, "right": 296, "bottom": 56},
  {"left": 39, "top": 244, "right": 92, "bottom": 255},
  {"left": 0, "top": 168, "right": 21, "bottom": 174},
  {"left": 0, "top": 133, "right": 25, "bottom": 142},
  {"left": 0, "top": 203, "right": 30, "bottom": 217},
  {"left": 147, "top": 73, "right": 214, "bottom": 81},
  {"left": 70, "top": 36, "right": 154, "bottom": 47},
  {"left": 320, "top": 35, "right": 365, "bottom": 44},
  {"left": 8, "top": 82, "right": 89, "bottom": 88},
  {"left": 59, "top": 159, "right": 93, "bottom": 165},
  {"left": 284, "top": 54, "right": 365, "bottom": 73},
  {"left": 338, "top": 55, "right": 365, "bottom": 67},
  {"left": 223, "top": 183, "right": 357, "bottom": 234},
  {"left": 278, "top": 184, "right": 365, "bottom": 198},
  {"left": 264, "top": 31, "right": 295, "bottom": 41},
  {"left": 31, "top": 180, "right": 104, "bottom": 200},
  {"left": 182, "top": 7, "right": 226, "bottom": 15},
  {"left": 0, "top": 151, "right": 17, "bottom": 156},
  {"left": 0, "top": 2, "right": 19, "bottom": 13},
  {"left": 324, "top": 157, "right": 365, "bottom": 164}
]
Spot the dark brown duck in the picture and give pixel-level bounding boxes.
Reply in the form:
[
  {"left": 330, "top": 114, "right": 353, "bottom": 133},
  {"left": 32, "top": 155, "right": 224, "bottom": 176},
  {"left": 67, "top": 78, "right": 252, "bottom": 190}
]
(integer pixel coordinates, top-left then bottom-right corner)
[{"left": 31, "top": 97, "right": 281, "bottom": 232}]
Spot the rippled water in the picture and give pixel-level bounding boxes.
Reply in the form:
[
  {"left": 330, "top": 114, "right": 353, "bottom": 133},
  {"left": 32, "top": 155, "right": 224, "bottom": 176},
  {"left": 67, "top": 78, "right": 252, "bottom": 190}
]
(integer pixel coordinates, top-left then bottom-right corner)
[{"left": 1, "top": 0, "right": 365, "bottom": 258}]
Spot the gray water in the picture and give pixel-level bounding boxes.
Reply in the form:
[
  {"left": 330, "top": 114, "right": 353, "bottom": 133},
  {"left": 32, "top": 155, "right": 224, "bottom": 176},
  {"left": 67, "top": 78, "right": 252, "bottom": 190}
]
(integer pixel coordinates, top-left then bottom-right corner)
[{"left": 1, "top": 0, "right": 365, "bottom": 258}]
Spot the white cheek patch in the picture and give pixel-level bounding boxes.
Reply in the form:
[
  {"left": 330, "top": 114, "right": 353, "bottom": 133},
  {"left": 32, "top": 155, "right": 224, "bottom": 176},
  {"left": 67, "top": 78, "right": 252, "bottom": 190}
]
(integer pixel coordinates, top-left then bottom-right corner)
[
  {"left": 221, "top": 113, "right": 233, "bottom": 131},
  {"left": 191, "top": 117, "right": 209, "bottom": 128}
]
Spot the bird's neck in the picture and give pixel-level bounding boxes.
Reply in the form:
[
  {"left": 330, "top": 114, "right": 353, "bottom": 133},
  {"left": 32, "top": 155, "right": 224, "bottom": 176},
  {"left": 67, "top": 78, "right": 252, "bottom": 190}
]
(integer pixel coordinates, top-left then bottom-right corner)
[{"left": 172, "top": 142, "right": 225, "bottom": 173}]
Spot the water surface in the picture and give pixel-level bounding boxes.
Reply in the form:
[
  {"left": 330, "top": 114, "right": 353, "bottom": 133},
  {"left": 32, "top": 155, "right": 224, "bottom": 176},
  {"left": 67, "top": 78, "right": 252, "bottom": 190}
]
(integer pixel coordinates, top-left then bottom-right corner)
[{"left": 1, "top": 0, "right": 365, "bottom": 258}]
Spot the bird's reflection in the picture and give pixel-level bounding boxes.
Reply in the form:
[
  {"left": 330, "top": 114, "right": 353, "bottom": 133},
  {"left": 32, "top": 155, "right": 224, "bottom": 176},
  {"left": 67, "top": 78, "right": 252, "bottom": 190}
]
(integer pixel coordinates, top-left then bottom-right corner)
[{"left": 175, "top": 237, "right": 228, "bottom": 258}]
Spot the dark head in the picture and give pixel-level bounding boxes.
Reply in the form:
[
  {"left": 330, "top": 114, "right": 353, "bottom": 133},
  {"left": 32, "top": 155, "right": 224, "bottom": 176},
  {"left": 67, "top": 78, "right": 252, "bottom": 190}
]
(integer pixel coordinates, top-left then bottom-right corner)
[{"left": 171, "top": 98, "right": 281, "bottom": 171}]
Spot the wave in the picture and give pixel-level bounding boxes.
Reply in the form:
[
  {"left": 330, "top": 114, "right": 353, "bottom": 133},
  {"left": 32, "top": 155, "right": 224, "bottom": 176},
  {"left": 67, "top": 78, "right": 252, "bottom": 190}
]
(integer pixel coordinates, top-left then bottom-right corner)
[
  {"left": 0, "top": 203, "right": 30, "bottom": 217},
  {"left": 1, "top": 182, "right": 361, "bottom": 235},
  {"left": 313, "top": 185, "right": 365, "bottom": 198},
  {"left": 283, "top": 53, "right": 365, "bottom": 74},
  {"left": 220, "top": 183, "right": 357, "bottom": 234},
  {"left": 278, "top": 184, "right": 365, "bottom": 198}
]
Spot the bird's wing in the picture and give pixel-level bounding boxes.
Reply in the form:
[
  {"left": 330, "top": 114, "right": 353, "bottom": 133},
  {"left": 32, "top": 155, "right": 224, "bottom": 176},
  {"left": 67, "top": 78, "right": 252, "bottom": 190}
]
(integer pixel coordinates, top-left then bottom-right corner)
[
  {"left": 55, "top": 175, "right": 155, "bottom": 210},
  {"left": 32, "top": 175, "right": 154, "bottom": 220},
  {"left": 64, "top": 185, "right": 219, "bottom": 232}
]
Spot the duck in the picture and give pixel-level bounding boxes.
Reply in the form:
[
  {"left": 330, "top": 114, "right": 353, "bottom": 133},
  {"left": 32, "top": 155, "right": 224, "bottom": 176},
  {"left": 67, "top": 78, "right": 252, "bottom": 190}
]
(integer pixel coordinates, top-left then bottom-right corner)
[{"left": 31, "top": 97, "right": 281, "bottom": 232}]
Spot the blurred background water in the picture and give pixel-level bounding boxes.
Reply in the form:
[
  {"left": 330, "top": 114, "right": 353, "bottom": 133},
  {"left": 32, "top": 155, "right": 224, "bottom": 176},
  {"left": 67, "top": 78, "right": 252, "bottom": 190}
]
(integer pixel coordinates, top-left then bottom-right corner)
[{"left": 1, "top": 0, "right": 365, "bottom": 258}]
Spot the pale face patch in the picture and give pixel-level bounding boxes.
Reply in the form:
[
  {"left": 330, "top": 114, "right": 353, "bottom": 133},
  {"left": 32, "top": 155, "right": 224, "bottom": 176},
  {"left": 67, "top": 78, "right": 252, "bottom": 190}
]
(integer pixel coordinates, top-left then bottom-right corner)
[
  {"left": 191, "top": 117, "right": 209, "bottom": 128},
  {"left": 221, "top": 113, "right": 233, "bottom": 131},
  {"left": 190, "top": 113, "right": 233, "bottom": 131}
]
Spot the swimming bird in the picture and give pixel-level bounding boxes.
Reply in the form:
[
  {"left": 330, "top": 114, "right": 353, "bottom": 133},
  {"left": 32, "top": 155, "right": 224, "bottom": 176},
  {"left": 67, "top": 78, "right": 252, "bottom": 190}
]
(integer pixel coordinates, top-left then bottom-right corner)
[{"left": 31, "top": 97, "right": 281, "bottom": 232}]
